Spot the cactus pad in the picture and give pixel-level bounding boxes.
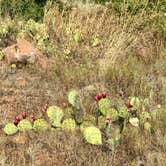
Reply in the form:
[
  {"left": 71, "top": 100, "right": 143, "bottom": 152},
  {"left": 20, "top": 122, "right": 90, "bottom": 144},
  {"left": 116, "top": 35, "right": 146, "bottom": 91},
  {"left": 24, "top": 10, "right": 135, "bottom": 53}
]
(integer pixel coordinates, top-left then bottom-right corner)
[
  {"left": 98, "top": 116, "right": 106, "bottom": 129},
  {"left": 83, "top": 126, "right": 102, "bottom": 145},
  {"left": 98, "top": 98, "right": 111, "bottom": 115},
  {"left": 130, "top": 97, "right": 141, "bottom": 110},
  {"left": 17, "top": 119, "right": 32, "bottom": 132},
  {"left": 47, "top": 106, "right": 64, "bottom": 122},
  {"left": 80, "top": 121, "right": 94, "bottom": 132},
  {"left": 33, "top": 119, "right": 49, "bottom": 131},
  {"left": 106, "top": 108, "right": 119, "bottom": 122},
  {"left": 62, "top": 119, "right": 76, "bottom": 131},
  {"left": 83, "top": 114, "right": 96, "bottom": 124},
  {"left": 118, "top": 106, "right": 129, "bottom": 119},
  {"left": 4, "top": 123, "right": 18, "bottom": 135},
  {"left": 68, "top": 90, "right": 80, "bottom": 109}
]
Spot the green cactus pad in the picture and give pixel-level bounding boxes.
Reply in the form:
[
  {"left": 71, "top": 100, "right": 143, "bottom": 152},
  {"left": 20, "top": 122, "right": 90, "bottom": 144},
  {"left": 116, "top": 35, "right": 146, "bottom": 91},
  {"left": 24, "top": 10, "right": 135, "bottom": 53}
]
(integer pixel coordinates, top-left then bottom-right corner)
[
  {"left": 80, "top": 121, "right": 94, "bottom": 132},
  {"left": 130, "top": 97, "right": 141, "bottom": 110},
  {"left": 129, "top": 117, "right": 139, "bottom": 127},
  {"left": 52, "top": 120, "right": 62, "bottom": 128},
  {"left": 65, "top": 108, "right": 74, "bottom": 116},
  {"left": 62, "top": 119, "right": 76, "bottom": 131},
  {"left": 68, "top": 90, "right": 80, "bottom": 109},
  {"left": 4, "top": 123, "right": 18, "bottom": 135},
  {"left": 106, "top": 108, "right": 119, "bottom": 121},
  {"left": 47, "top": 106, "right": 64, "bottom": 123},
  {"left": 98, "top": 116, "right": 106, "bottom": 129},
  {"left": 98, "top": 98, "right": 111, "bottom": 115},
  {"left": 33, "top": 119, "right": 49, "bottom": 131},
  {"left": 118, "top": 106, "right": 129, "bottom": 119},
  {"left": 83, "top": 126, "right": 102, "bottom": 145},
  {"left": 17, "top": 119, "right": 32, "bottom": 132},
  {"left": 83, "top": 114, "right": 96, "bottom": 124}
]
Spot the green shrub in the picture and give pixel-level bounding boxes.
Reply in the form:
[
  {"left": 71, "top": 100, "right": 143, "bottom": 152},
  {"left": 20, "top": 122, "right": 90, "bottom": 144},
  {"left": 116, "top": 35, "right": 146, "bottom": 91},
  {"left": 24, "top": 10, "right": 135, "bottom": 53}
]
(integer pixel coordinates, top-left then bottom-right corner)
[{"left": 0, "top": 0, "right": 45, "bottom": 21}]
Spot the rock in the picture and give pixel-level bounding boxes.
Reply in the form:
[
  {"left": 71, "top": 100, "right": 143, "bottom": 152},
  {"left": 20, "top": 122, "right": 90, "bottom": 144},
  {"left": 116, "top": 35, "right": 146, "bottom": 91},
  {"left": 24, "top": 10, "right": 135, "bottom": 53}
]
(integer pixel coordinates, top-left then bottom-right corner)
[{"left": 2, "top": 39, "right": 49, "bottom": 69}]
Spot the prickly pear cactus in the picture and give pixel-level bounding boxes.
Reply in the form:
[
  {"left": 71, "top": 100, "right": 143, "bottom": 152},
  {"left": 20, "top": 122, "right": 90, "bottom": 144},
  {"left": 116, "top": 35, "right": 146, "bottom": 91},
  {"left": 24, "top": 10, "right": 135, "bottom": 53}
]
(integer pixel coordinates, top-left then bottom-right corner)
[
  {"left": 33, "top": 119, "right": 49, "bottom": 131},
  {"left": 83, "top": 114, "right": 96, "bottom": 124},
  {"left": 47, "top": 106, "right": 64, "bottom": 122},
  {"left": 98, "top": 116, "right": 106, "bottom": 129},
  {"left": 139, "top": 111, "right": 151, "bottom": 124},
  {"left": 129, "top": 117, "right": 139, "bottom": 127},
  {"left": 83, "top": 126, "right": 102, "bottom": 145},
  {"left": 106, "top": 108, "right": 119, "bottom": 122},
  {"left": 118, "top": 106, "right": 129, "bottom": 119},
  {"left": 4, "top": 123, "right": 18, "bottom": 135},
  {"left": 17, "top": 119, "right": 32, "bottom": 132},
  {"left": 80, "top": 121, "right": 94, "bottom": 132},
  {"left": 65, "top": 108, "right": 74, "bottom": 117},
  {"left": 98, "top": 98, "right": 111, "bottom": 115},
  {"left": 68, "top": 90, "right": 80, "bottom": 110},
  {"left": 130, "top": 97, "right": 141, "bottom": 110},
  {"left": 62, "top": 119, "right": 76, "bottom": 131}
]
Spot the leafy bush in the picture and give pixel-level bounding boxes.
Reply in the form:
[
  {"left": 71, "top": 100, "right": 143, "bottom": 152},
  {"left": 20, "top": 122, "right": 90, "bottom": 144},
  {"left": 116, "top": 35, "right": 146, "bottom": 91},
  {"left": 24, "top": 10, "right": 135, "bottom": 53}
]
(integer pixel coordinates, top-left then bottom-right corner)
[
  {"left": 0, "top": 0, "right": 46, "bottom": 21},
  {"left": 17, "top": 19, "right": 56, "bottom": 55}
]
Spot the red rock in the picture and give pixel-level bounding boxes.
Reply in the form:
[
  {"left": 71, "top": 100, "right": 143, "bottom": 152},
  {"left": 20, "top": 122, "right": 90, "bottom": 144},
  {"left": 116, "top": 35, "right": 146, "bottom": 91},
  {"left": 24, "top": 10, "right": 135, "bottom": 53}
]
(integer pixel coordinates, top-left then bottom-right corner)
[{"left": 2, "top": 39, "right": 49, "bottom": 69}]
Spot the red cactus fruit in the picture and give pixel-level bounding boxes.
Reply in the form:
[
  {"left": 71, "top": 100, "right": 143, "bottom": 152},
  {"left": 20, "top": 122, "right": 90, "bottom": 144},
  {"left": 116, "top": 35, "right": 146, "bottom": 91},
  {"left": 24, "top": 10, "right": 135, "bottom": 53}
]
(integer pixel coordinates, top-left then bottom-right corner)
[
  {"left": 22, "top": 113, "right": 27, "bottom": 119},
  {"left": 42, "top": 104, "right": 49, "bottom": 112},
  {"left": 106, "top": 118, "right": 112, "bottom": 124},
  {"left": 62, "top": 102, "right": 68, "bottom": 109},
  {"left": 130, "top": 109, "right": 135, "bottom": 113},
  {"left": 13, "top": 119, "right": 19, "bottom": 126},
  {"left": 31, "top": 115, "right": 36, "bottom": 122},
  {"left": 101, "top": 92, "right": 107, "bottom": 98},
  {"left": 15, "top": 117, "right": 21, "bottom": 122},
  {"left": 125, "top": 101, "right": 133, "bottom": 108}
]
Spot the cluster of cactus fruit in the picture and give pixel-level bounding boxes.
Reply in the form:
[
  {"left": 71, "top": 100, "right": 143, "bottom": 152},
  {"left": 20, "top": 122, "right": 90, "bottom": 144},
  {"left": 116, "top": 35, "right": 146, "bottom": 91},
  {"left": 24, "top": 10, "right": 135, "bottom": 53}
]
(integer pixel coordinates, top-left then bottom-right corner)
[{"left": 3, "top": 90, "right": 155, "bottom": 146}]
